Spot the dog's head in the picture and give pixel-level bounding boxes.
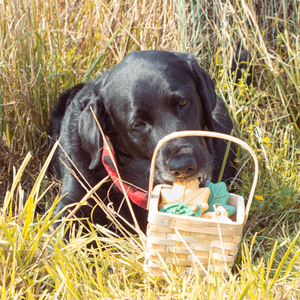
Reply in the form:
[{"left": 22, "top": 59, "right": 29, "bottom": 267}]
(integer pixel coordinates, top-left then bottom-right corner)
[{"left": 78, "top": 51, "right": 217, "bottom": 188}]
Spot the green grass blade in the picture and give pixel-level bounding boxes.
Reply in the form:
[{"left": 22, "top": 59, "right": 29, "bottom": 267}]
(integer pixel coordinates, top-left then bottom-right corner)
[
  {"left": 1, "top": 152, "right": 32, "bottom": 219},
  {"left": 267, "top": 239, "right": 278, "bottom": 278},
  {"left": 270, "top": 232, "right": 300, "bottom": 289},
  {"left": 238, "top": 262, "right": 263, "bottom": 300},
  {"left": 81, "top": 28, "right": 122, "bottom": 83}
]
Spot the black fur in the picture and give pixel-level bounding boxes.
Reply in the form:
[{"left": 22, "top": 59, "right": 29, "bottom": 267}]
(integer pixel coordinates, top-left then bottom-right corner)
[{"left": 48, "top": 50, "right": 238, "bottom": 234}]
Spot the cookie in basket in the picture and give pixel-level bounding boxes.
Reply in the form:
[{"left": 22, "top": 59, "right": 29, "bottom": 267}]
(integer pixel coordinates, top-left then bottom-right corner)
[{"left": 158, "top": 179, "right": 210, "bottom": 213}]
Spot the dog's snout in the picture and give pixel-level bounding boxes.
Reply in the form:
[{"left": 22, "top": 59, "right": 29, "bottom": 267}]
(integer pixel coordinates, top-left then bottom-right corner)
[{"left": 169, "top": 153, "right": 197, "bottom": 178}]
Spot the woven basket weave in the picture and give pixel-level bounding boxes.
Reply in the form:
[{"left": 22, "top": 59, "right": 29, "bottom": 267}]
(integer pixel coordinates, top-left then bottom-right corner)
[{"left": 143, "top": 131, "right": 258, "bottom": 277}]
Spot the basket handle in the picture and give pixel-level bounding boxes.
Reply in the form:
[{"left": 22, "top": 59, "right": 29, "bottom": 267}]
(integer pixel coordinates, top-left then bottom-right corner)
[{"left": 147, "top": 131, "right": 259, "bottom": 224}]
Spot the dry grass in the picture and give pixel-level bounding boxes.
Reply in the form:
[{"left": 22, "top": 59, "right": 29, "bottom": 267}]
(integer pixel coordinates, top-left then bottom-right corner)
[{"left": 0, "top": 0, "right": 300, "bottom": 298}]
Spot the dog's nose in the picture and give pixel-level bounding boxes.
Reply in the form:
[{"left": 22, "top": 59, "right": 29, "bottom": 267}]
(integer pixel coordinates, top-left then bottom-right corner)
[{"left": 169, "top": 153, "right": 197, "bottom": 178}]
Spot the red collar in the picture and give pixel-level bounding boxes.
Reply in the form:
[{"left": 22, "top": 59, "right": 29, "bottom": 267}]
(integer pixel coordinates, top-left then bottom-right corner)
[{"left": 102, "top": 137, "right": 148, "bottom": 209}]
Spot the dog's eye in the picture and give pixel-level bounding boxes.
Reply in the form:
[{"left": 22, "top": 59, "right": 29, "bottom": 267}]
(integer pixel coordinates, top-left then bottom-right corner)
[
  {"left": 134, "top": 121, "right": 145, "bottom": 127},
  {"left": 178, "top": 100, "right": 188, "bottom": 108}
]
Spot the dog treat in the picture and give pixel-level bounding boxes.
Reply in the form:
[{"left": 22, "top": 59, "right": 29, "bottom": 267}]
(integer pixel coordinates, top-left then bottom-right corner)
[
  {"left": 206, "top": 182, "right": 236, "bottom": 217},
  {"left": 202, "top": 206, "right": 233, "bottom": 222},
  {"left": 158, "top": 179, "right": 210, "bottom": 213},
  {"left": 160, "top": 202, "right": 203, "bottom": 217}
]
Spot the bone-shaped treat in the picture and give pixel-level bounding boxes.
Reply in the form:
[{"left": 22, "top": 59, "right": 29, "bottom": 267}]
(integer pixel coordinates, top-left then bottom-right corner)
[{"left": 202, "top": 206, "right": 233, "bottom": 222}]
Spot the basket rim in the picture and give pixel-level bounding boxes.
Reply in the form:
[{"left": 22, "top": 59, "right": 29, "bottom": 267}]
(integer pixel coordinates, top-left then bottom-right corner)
[{"left": 149, "top": 185, "right": 245, "bottom": 226}]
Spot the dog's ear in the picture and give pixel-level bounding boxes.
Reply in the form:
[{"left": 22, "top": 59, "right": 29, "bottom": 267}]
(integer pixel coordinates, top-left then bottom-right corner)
[
  {"left": 171, "top": 52, "right": 216, "bottom": 132},
  {"left": 190, "top": 62, "right": 216, "bottom": 131},
  {"left": 78, "top": 93, "right": 105, "bottom": 170}
]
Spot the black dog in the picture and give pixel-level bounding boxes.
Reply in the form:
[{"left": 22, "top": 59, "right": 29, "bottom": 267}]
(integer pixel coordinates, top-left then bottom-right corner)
[{"left": 48, "top": 50, "right": 238, "bottom": 234}]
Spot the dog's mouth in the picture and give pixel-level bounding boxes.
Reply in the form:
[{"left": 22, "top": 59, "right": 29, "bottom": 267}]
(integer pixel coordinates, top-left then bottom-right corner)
[
  {"left": 156, "top": 170, "right": 212, "bottom": 188},
  {"left": 198, "top": 173, "right": 211, "bottom": 187}
]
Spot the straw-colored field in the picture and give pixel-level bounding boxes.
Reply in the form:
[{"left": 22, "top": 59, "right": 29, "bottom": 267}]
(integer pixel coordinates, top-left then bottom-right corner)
[{"left": 0, "top": 0, "right": 300, "bottom": 298}]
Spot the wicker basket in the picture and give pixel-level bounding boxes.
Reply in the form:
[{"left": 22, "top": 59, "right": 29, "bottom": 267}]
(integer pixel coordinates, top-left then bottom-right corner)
[{"left": 143, "top": 131, "right": 259, "bottom": 277}]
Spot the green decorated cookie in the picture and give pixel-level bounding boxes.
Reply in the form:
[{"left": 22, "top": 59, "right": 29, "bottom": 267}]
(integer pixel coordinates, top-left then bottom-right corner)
[
  {"left": 206, "top": 182, "right": 236, "bottom": 217},
  {"left": 160, "top": 202, "right": 203, "bottom": 218}
]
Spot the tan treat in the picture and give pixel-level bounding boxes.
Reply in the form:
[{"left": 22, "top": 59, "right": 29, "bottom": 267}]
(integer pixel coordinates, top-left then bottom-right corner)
[
  {"left": 191, "top": 204, "right": 200, "bottom": 212},
  {"left": 202, "top": 206, "right": 233, "bottom": 222},
  {"left": 158, "top": 179, "right": 210, "bottom": 212}
]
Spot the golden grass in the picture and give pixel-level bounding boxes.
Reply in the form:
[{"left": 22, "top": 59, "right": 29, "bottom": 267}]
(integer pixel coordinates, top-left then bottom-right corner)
[{"left": 0, "top": 0, "right": 300, "bottom": 298}]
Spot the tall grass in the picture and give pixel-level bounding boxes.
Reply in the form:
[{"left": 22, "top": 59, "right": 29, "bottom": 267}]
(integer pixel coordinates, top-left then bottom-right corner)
[{"left": 1, "top": 0, "right": 300, "bottom": 298}]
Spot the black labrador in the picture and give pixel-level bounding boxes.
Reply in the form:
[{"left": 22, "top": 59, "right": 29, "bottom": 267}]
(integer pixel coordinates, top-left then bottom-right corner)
[{"left": 48, "top": 50, "right": 238, "bottom": 234}]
